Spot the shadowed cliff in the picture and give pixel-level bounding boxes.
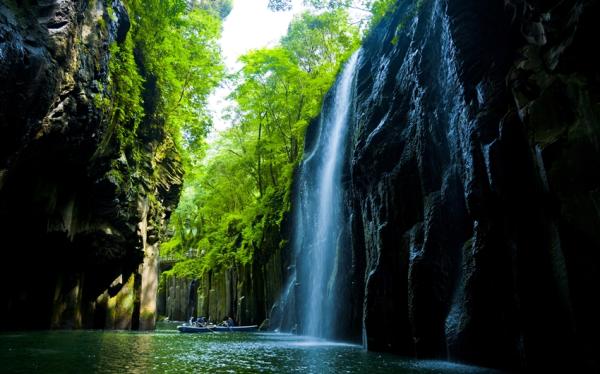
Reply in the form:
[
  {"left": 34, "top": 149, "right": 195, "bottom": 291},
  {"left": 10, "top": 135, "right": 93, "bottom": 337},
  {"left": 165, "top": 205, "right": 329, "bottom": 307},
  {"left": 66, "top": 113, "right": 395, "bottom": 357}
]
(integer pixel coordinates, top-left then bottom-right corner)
[
  {"left": 0, "top": 0, "right": 182, "bottom": 330},
  {"left": 341, "top": 0, "right": 600, "bottom": 370}
]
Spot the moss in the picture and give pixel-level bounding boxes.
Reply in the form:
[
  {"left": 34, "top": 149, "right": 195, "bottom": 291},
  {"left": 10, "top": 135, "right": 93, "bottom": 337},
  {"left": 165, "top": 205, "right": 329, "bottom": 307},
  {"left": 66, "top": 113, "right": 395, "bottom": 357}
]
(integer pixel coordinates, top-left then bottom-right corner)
[
  {"left": 164, "top": 259, "right": 207, "bottom": 279},
  {"left": 158, "top": 273, "right": 167, "bottom": 292},
  {"left": 106, "top": 168, "right": 126, "bottom": 190},
  {"left": 97, "top": 16, "right": 107, "bottom": 31},
  {"left": 112, "top": 274, "right": 136, "bottom": 325},
  {"left": 107, "top": 6, "right": 117, "bottom": 22},
  {"left": 140, "top": 308, "right": 155, "bottom": 321}
]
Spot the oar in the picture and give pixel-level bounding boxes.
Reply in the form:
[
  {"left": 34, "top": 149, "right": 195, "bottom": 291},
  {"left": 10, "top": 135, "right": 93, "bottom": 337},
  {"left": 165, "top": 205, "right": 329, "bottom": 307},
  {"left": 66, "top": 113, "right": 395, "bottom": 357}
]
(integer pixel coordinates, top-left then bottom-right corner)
[{"left": 205, "top": 324, "right": 218, "bottom": 334}]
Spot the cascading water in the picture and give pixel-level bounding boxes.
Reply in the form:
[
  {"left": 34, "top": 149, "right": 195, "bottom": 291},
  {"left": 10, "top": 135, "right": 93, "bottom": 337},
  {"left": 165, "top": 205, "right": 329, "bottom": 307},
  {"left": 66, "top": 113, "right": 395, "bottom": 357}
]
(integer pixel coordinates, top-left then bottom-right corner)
[{"left": 279, "top": 52, "right": 360, "bottom": 338}]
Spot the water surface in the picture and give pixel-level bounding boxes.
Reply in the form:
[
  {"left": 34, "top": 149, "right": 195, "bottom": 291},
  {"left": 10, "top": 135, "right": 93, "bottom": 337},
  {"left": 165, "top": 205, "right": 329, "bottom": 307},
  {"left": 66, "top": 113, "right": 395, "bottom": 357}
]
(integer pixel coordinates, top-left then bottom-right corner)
[{"left": 0, "top": 323, "right": 497, "bottom": 373}]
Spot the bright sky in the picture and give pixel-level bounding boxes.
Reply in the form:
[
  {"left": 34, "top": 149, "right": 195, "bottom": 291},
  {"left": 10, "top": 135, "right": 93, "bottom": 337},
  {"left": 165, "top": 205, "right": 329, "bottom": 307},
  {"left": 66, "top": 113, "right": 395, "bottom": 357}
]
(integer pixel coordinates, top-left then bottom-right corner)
[{"left": 207, "top": 0, "right": 307, "bottom": 134}]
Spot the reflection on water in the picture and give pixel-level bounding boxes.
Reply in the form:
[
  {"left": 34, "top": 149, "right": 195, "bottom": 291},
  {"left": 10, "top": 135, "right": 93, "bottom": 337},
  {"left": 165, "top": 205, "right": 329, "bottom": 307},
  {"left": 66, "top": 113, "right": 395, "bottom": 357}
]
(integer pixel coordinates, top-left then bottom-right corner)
[{"left": 0, "top": 322, "right": 499, "bottom": 373}]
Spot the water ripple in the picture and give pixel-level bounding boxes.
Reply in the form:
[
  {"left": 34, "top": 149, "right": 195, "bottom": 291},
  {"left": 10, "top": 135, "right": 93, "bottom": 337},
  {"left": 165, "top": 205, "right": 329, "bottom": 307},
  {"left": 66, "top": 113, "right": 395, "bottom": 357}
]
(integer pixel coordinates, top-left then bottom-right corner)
[{"left": 0, "top": 324, "right": 502, "bottom": 373}]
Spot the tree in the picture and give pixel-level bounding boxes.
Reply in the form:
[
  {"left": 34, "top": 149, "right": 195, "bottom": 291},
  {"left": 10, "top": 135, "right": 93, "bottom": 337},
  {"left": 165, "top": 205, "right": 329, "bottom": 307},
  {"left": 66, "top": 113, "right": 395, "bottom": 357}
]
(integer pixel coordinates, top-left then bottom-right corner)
[
  {"left": 195, "top": 0, "right": 233, "bottom": 19},
  {"left": 162, "top": 9, "right": 360, "bottom": 277},
  {"left": 267, "top": 0, "right": 400, "bottom": 31},
  {"left": 269, "top": 0, "right": 362, "bottom": 12}
]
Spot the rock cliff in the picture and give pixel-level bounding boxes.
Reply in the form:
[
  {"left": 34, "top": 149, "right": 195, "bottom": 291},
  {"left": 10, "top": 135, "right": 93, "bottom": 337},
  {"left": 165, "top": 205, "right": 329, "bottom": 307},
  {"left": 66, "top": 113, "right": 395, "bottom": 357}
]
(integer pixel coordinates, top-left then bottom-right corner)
[
  {"left": 341, "top": 0, "right": 599, "bottom": 370},
  {"left": 159, "top": 225, "right": 288, "bottom": 326},
  {"left": 0, "top": 0, "right": 182, "bottom": 330}
]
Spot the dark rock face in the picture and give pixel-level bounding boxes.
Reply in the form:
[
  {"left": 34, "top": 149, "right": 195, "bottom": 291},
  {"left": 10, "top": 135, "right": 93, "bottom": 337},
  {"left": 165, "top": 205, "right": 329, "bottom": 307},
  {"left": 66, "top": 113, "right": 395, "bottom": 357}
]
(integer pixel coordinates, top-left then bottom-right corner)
[
  {"left": 0, "top": 1, "right": 182, "bottom": 330},
  {"left": 161, "top": 234, "right": 288, "bottom": 326},
  {"left": 343, "top": 0, "right": 599, "bottom": 371}
]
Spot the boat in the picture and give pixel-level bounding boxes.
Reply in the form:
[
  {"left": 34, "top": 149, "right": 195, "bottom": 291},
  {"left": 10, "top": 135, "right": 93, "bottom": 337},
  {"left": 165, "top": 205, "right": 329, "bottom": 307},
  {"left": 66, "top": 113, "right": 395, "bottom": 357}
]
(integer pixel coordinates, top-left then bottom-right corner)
[{"left": 177, "top": 324, "right": 259, "bottom": 333}]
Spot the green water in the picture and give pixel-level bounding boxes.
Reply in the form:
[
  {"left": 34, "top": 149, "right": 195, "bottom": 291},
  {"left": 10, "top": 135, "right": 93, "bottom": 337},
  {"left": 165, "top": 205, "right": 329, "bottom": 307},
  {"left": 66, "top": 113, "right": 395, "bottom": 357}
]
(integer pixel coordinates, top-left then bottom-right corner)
[{"left": 0, "top": 323, "right": 496, "bottom": 373}]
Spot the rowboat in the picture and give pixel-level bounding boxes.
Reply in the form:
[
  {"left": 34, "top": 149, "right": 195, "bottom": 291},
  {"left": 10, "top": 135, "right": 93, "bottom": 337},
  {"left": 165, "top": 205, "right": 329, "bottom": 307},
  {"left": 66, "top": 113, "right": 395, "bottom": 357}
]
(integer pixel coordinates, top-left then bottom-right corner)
[{"left": 177, "top": 324, "right": 258, "bottom": 333}]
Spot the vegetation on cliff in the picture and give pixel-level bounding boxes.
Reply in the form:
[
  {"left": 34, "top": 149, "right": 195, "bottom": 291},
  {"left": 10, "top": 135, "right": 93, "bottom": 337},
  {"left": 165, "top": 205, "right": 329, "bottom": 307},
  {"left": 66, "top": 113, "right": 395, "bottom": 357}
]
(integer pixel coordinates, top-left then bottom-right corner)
[
  {"left": 0, "top": 0, "right": 231, "bottom": 328},
  {"left": 157, "top": 0, "right": 413, "bottom": 281},
  {"left": 94, "top": 0, "right": 228, "bottom": 239},
  {"left": 268, "top": 0, "right": 399, "bottom": 30},
  {"left": 99, "top": 0, "right": 226, "bottom": 158},
  {"left": 162, "top": 8, "right": 360, "bottom": 278}
]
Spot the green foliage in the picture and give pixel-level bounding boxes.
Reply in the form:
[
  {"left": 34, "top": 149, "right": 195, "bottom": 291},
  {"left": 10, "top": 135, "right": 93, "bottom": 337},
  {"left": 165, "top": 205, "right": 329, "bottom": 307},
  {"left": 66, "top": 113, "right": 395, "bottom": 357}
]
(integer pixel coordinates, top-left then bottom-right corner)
[
  {"left": 267, "top": 0, "right": 427, "bottom": 39},
  {"left": 93, "top": 0, "right": 225, "bottom": 247},
  {"left": 367, "top": 0, "right": 397, "bottom": 28},
  {"left": 267, "top": 0, "right": 293, "bottom": 11},
  {"left": 269, "top": 0, "right": 354, "bottom": 11},
  {"left": 95, "top": 0, "right": 225, "bottom": 164},
  {"left": 196, "top": 0, "right": 233, "bottom": 19},
  {"left": 304, "top": 0, "right": 355, "bottom": 10},
  {"left": 163, "top": 9, "right": 360, "bottom": 278},
  {"left": 96, "top": 35, "right": 143, "bottom": 124},
  {"left": 282, "top": 11, "right": 360, "bottom": 75},
  {"left": 125, "top": 0, "right": 224, "bottom": 157},
  {"left": 165, "top": 259, "right": 206, "bottom": 278},
  {"left": 367, "top": 0, "right": 431, "bottom": 34},
  {"left": 109, "top": 34, "right": 144, "bottom": 140}
]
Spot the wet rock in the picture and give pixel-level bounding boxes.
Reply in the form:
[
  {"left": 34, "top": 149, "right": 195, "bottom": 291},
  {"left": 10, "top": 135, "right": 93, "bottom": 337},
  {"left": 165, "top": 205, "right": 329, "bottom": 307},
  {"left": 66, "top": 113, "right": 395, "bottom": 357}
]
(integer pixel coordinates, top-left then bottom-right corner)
[
  {"left": 288, "top": 0, "right": 600, "bottom": 371},
  {"left": 162, "top": 225, "right": 288, "bottom": 327},
  {"left": 0, "top": 1, "right": 182, "bottom": 330}
]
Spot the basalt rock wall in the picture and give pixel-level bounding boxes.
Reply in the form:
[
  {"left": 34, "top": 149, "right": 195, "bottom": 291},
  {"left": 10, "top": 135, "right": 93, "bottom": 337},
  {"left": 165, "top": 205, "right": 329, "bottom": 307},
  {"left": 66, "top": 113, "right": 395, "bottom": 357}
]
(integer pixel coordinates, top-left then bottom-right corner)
[
  {"left": 346, "top": 0, "right": 599, "bottom": 371},
  {"left": 162, "top": 239, "right": 287, "bottom": 327},
  {"left": 0, "top": 0, "right": 182, "bottom": 330}
]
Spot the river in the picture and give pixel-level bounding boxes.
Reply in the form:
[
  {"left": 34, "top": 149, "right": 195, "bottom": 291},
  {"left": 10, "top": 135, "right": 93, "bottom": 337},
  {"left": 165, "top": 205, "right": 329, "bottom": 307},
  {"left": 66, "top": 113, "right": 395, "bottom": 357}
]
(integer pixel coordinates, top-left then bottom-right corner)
[{"left": 0, "top": 322, "right": 500, "bottom": 373}]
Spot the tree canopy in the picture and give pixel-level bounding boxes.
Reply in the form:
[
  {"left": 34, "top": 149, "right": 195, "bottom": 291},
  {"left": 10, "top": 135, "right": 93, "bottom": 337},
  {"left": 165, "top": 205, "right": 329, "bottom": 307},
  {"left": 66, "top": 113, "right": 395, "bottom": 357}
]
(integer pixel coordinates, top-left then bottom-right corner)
[
  {"left": 162, "top": 8, "right": 360, "bottom": 277},
  {"left": 268, "top": 0, "right": 400, "bottom": 31},
  {"left": 97, "top": 0, "right": 226, "bottom": 168},
  {"left": 156, "top": 0, "right": 406, "bottom": 279}
]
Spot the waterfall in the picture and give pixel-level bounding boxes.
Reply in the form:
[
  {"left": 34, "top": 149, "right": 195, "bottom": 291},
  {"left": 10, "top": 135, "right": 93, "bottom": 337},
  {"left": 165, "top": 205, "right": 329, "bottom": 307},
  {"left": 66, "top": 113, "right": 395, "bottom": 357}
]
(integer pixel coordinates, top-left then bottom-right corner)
[
  {"left": 270, "top": 273, "right": 296, "bottom": 333},
  {"left": 187, "top": 279, "right": 198, "bottom": 320},
  {"left": 285, "top": 51, "right": 360, "bottom": 338}
]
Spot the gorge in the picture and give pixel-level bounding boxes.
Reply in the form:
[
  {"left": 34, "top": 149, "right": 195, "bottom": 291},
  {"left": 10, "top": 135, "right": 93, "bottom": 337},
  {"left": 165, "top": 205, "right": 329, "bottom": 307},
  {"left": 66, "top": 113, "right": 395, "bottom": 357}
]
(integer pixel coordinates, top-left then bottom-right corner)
[{"left": 1, "top": 0, "right": 599, "bottom": 372}]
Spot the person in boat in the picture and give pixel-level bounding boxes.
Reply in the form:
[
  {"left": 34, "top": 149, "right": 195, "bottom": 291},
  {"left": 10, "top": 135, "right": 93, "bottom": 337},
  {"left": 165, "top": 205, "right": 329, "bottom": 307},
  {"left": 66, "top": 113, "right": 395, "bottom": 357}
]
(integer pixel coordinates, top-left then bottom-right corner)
[
  {"left": 220, "top": 316, "right": 234, "bottom": 327},
  {"left": 197, "top": 316, "right": 207, "bottom": 326},
  {"left": 226, "top": 316, "right": 235, "bottom": 327}
]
